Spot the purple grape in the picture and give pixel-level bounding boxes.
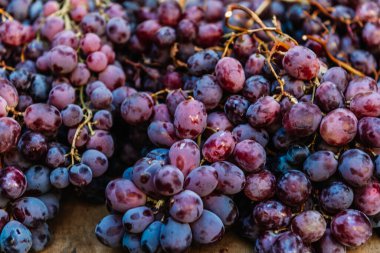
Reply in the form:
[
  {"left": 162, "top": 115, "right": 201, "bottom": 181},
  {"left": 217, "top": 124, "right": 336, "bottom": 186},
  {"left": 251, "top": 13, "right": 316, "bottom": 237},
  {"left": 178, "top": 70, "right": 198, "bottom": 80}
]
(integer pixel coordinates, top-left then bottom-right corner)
[
  {"left": 122, "top": 206, "right": 154, "bottom": 233},
  {"left": 303, "top": 151, "right": 338, "bottom": 182},
  {"left": 0, "top": 97, "right": 7, "bottom": 118},
  {"left": 244, "top": 170, "right": 276, "bottom": 201},
  {"left": 317, "top": 228, "right": 346, "bottom": 253},
  {"left": 243, "top": 75, "right": 270, "bottom": 103},
  {"left": 155, "top": 26, "right": 176, "bottom": 47},
  {"left": 232, "top": 123, "right": 269, "bottom": 147},
  {"left": 52, "top": 30, "right": 79, "bottom": 49},
  {"left": 245, "top": 53, "right": 265, "bottom": 76},
  {"left": 0, "top": 117, "right": 21, "bottom": 153},
  {"left": 247, "top": 96, "right": 280, "bottom": 127},
  {"left": 166, "top": 89, "right": 187, "bottom": 116},
  {"left": 112, "top": 86, "right": 137, "bottom": 109},
  {"left": 147, "top": 121, "right": 179, "bottom": 147},
  {"left": 121, "top": 92, "right": 154, "bottom": 125},
  {"left": 106, "top": 17, "right": 131, "bottom": 44},
  {"left": 193, "top": 75, "right": 223, "bottom": 110},
  {"left": 315, "top": 81, "right": 344, "bottom": 112},
  {"left": 90, "top": 86, "right": 112, "bottom": 109},
  {"left": 136, "top": 20, "right": 161, "bottom": 42},
  {"left": 187, "top": 49, "right": 219, "bottom": 76},
  {"left": 291, "top": 210, "right": 326, "bottom": 243},
  {"left": 206, "top": 112, "right": 233, "bottom": 134},
  {"left": 18, "top": 131, "right": 48, "bottom": 161},
  {"left": 0, "top": 210, "right": 9, "bottom": 232},
  {"left": 320, "top": 181, "right": 354, "bottom": 214},
  {"left": 203, "top": 194, "right": 238, "bottom": 226},
  {"left": 40, "top": 16, "right": 64, "bottom": 41},
  {"left": 12, "top": 197, "right": 48, "bottom": 228},
  {"left": 86, "top": 52, "right": 108, "bottom": 73},
  {"left": 48, "top": 45, "right": 78, "bottom": 74},
  {"left": 319, "top": 108, "right": 358, "bottom": 146},
  {"left": 177, "top": 19, "right": 196, "bottom": 42},
  {"left": 202, "top": 130, "right": 235, "bottom": 163},
  {"left": 350, "top": 91, "right": 380, "bottom": 118},
  {"left": 152, "top": 104, "right": 171, "bottom": 122},
  {"left": 61, "top": 104, "right": 83, "bottom": 127},
  {"left": 338, "top": 149, "right": 373, "bottom": 187},
  {"left": 233, "top": 34, "right": 257, "bottom": 58},
  {"left": 146, "top": 148, "right": 169, "bottom": 164},
  {"left": 86, "top": 81, "right": 106, "bottom": 97},
  {"left": 277, "top": 170, "right": 311, "bottom": 207},
  {"left": 169, "top": 190, "right": 203, "bottom": 223},
  {"left": 92, "top": 110, "right": 113, "bottom": 131},
  {"left": 256, "top": 231, "right": 279, "bottom": 253},
  {"left": 184, "top": 165, "right": 218, "bottom": 197},
  {"left": 233, "top": 139, "right": 266, "bottom": 173},
  {"left": 122, "top": 233, "right": 142, "bottom": 252},
  {"left": 86, "top": 130, "right": 114, "bottom": 158},
  {"left": 354, "top": 181, "right": 380, "bottom": 216},
  {"left": 81, "top": 149, "right": 108, "bottom": 177},
  {"left": 95, "top": 215, "right": 124, "bottom": 248},
  {"left": 168, "top": 139, "right": 200, "bottom": 176},
  {"left": 25, "top": 165, "right": 51, "bottom": 195},
  {"left": 358, "top": 117, "right": 380, "bottom": 148},
  {"left": 157, "top": 0, "right": 181, "bottom": 26},
  {"left": 174, "top": 99, "right": 207, "bottom": 139},
  {"left": 30, "top": 223, "right": 50, "bottom": 251},
  {"left": 24, "top": 103, "right": 62, "bottom": 134},
  {"left": 0, "top": 79, "right": 19, "bottom": 108},
  {"left": 283, "top": 46, "right": 320, "bottom": 80},
  {"left": 331, "top": 209, "right": 372, "bottom": 247},
  {"left": 132, "top": 158, "right": 162, "bottom": 197},
  {"left": 224, "top": 95, "right": 250, "bottom": 125},
  {"left": 0, "top": 220, "right": 32, "bottom": 253},
  {"left": 98, "top": 65, "right": 126, "bottom": 91},
  {"left": 215, "top": 57, "right": 245, "bottom": 93},
  {"left": 69, "top": 163, "right": 93, "bottom": 187},
  {"left": 153, "top": 165, "right": 184, "bottom": 196},
  {"left": 253, "top": 200, "right": 291, "bottom": 230},
  {"left": 196, "top": 22, "right": 223, "bottom": 48},
  {"left": 349, "top": 50, "right": 377, "bottom": 75},
  {"left": 190, "top": 210, "right": 224, "bottom": 244},
  {"left": 345, "top": 76, "right": 377, "bottom": 101},
  {"left": 0, "top": 166, "right": 27, "bottom": 199},
  {"left": 321, "top": 67, "right": 348, "bottom": 92},
  {"left": 211, "top": 161, "right": 246, "bottom": 195},
  {"left": 48, "top": 83, "right": 76, "bottom": 110},
  {"left": 80, "top": 13, "right": 106, "bottom": 35},
  {"left": 160, "top": 218, "right": 192, "bottom": 252},
  {"left": 271, "top": 231, "right": 305, "bottom": 253}
]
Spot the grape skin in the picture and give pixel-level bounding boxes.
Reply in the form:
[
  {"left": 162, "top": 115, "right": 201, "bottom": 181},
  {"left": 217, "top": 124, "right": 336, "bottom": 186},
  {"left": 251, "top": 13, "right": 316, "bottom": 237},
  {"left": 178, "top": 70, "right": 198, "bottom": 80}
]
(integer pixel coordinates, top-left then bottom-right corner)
[
  {"left": 122, "top": 206, "right": 154, "bottom": 233},
  {"left": 153, "top": 165, "right": 184, "bottom": 196},
  {"left": 174, "top": 99, "right": 207, "bottom": 139},
  {"left": 215, "top": 57, "right": 245, "bottom": 93},
  {"left": 291, "top": 210, "right": 326, "bottom": 243},
  {"left": 354, "top": 181, "right": 380, "bottom": 216},
  {"left": 233, "top": 139, "right": 266, "bottom": 173},
  {"left": 338, "top": 149, "right": 373, "bottom": 187},
  {"left": 141, "top": 221, "right": 162, "bottom": 253},
  {"left": 0, "top": 117, "right": 21, "bottom": 153},
  {"left": 320, "top": 181, "right": 354, "bottom": 214},
  {"left": 232, "top": 123, "right": 269, "bottom": 147},
  {"left": 203, "top": 194, "right": 239, "bottom": 226},
  {"left": 246, "top": 96, "right": 280, "bottom": 128},
  {"left": 190, "top": 210, "right": 224, "bottom": 244},
  {"left": 12, "top": 197, "right": 48, "bottom": 228},
  {"left": 358, "top": 117, "right": 380, "bottom": 148},
  {"left": 0, "top": 220, "right": 32, "bottom": 253},
  {"left": 184, "top": 165, "right": 218, "bottom": 197},
  {"left": 282, "top": 46, "right": 320, "bottom": 80},
  {"left": 168, "top": 139, "right": 200, "bottom": 177},
  {"left": 253, "top": 200, "right": 291, "bottom": 230},
  {"left": 202, "top": 130, "right": 236, "bottom": 163},
  {"left": 169, "top": 190, "right": 203, "bottom": 223},
  {"left": 244, "top": 170, "right": 276, "bottom": 201},
  {"left": 24, "top": 103, "right": 62, "bottom": 134},
  {"left": 276, "top": 170, "right": 311, "bottom": 207},
  {"left": 160, "top": 218, "right": 192, "bottom": 253},
  {"left": 211, "top": 161, "right": 246, "bottom": 195},
  {"left": 303, "top": 151, "right": 338, "bottom": 182},
  {"left": 95, "top": 215, "right": 124, "bottom": 248}
]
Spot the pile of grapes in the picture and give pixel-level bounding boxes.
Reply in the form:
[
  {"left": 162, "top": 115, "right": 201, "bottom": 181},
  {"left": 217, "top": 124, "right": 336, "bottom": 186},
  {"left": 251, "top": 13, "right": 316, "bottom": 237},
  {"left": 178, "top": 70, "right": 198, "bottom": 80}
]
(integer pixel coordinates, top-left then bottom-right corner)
[{"left": 0, "top": 0, "right": 379, "bottom": 252}]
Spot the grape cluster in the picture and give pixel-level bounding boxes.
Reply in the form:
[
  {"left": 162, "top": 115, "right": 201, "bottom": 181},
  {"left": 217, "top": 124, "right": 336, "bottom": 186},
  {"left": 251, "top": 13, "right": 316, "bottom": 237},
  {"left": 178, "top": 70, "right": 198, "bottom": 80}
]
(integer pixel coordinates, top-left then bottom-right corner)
[{"left": 0, "top": 0, "right": 379, "bottom": 252}]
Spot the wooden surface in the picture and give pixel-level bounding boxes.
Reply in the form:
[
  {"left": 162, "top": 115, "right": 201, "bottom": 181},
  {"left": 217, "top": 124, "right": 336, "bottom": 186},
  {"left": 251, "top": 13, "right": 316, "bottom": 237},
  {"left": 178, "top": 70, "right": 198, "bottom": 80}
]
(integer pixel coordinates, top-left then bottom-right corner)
[{"left": 42, "top": 198, "right": 380, "bottom": 253}]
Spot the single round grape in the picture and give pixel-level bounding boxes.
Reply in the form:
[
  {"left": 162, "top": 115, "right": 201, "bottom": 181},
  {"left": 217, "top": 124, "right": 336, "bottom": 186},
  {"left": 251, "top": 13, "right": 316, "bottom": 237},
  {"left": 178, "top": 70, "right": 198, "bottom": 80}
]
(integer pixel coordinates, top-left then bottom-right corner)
[
  {"left": 358, "top": 117, "right": 380, "bottom": 148},
  {"left": 320, "top": 181, "right": 354, "bottom": 214},
  {"left": 69, "top": 163, "right": 93, "bottom": 187},
  {"left": 315, "top": 81, "right": 344, "bottom": 112},
  {"left": 37, "top": 193, "right": 60, "bottom": 220},
  {"left": 356, "top": 2, "right": 379, "bottom": 21},
  {"left": 0, "top": 166, "right": 27, "bottom": 200},
  {"left": 121, "top": 92, "right": 154, "bottom": 125},
  {"left": 190, "top": 210, "right": 224, "bottom": 244},
  {"left": 317, "top": 228, "right": 346, "bottom": 253},
  {"left": 0, "top": 79, "right": 19, "bottom": 108},
  {"left": 206, "top": 112, "right": 233, "bottom": 135},
  {"left": 283, "top": 102, "right": 322, "bottom": 137},
  {"left": 215, "top": 57, "right": 245, "bottom": 93},
  {"left": 203, "top": 194, "right": 238, "bottom": 226},
  {"left": 177, "top": 19, "right": 196, "bottom": 42},
  {"left": 233, "top": 33, "right": 257, "bottom": 58},
  {"left": 174, "top": 99, "right": 207, "bottom": 139},
  {"left": 67, "top": 127, "right": 89, "bottom": 148},
  {"left": 193, "top": 75, "right": 223, "bottom": 110},
  {"left": 18, "top": 131, "right": 48, "bottom": 161},
  {"left": 247, "top": 96, "right": 280, "bottom": 128},
  {"left": 122, "top": 233, "right": 142, "bottom": 252},
  {"left": 24, "top": 103, "right": 62, "bottom": 134},
  {"left": 92, "top": 110, "right": 113, "bottom": 130},
  {"left": 12, "top": 197, "right": 48, "bottom": 228},
  {"left": 90, "top": 86, "right": 113, "bottom": 109},
  {"left": 349, "top": 50, "right": 377, "bottom": 75},
  {"left": 141, "top": 221, "right": 162, "bottom": 253},
  {"left": 48, "top": 83, "right": 76, "bottom": 110},
  {"left": 146, "top": 148, "right": 169, "bottom": 164},
  {"left": 132, "top": 158, "right": 162, "bottom": 197},
  {"left": 30, "top": 75, "right": 51, "bottom": 102},
  {"left": 80, "top": 33, "right": 101, "bottom": 54},
  {"left": 196, "top": 22, "right": 223, "bottom": 48},
  {"left": 255, "top": 231, "right": 279, "bottom": 253},
  {"left": 106, "top": 17, "right": 131, "bottom": 44},
  {"left": 112, "top": 86, "right": 137, "bottom": 109},
  {"left": 169, "top": 190, "right": 203, "bottom": 223},
  {"left": 157, "top": 0, "right": 181, "bottom": 26},
  {"left": 319, "top": 108, "right": 358, "bottom": 146},
  {"left": 0, "top": 97, "right": 8, "bottom": 117},
  {"left": 338, "top": 149, "right": 373, "bottom": 187},
  {"left": 277, "top": 170, "right": 311, "bottom": 207},
  {"left": 303, "top": 151, "right": 338, "bottom": 182},
  {"left": 16, "top": 95, "right": 33, "bottom": 112},
  {"left": 0, "top": 20, "right": 27, "bottom": 46},
  {"left": 233, "top": 139, "right": 266, "bottom": 173},
  {"left": 168, "top": 139, "right": 200, "bottom": 177},
  {"left": 244, "top": 170, "right": 276, "bottom": 201},
  {"left": 331, "top": 209, "right": 372, "bottom": 247},
  {"left": 122, "top": 206, "right": 154, "bottom": 233},
  {"left": 155, "top": 26, "right": 176, "bottom": 47},
  {"left": 40, "top": 16, "right": 64, "bottom": 41},
  {"left": 147, "top": 121, "right": 179, "bottom": 147},
  {"left": 25, "top": 165, "right": 51, "bottom": 195},
  {"left": 135, "top": 19, "right": 162, "bottom": 42},
  {"left": 252, "top": 200, "right": 291, "bottom": 230},
  {"left": 86, "top": 51, "right": 108, "bottom": 73},
  {"left": 243, "top": 75, "right": 270, "bottom": 103},
  {"left": 30, "top": 223, "right": 50, "bottom": 252},
  {"left": 106, "top": 179, "right": 146, "bottom": 213},
  {"left": 291, "top": 210, "right": 326, "bottom": 243},
  {"left": 187, "top": 49, "right": 219, "bottom": 76},
  {"left": 211, "top": 161, "right": 246, "bottom": 195},
  {"left": 0, "top": 221, "right": 32, "bottom": 253},
  {"left": 350, "top": 91, "right": 380, "bottom": 118},
  {"left": 232, "top": 123, "right": 269, "bottom": 147},
  {"left": 61, "top": 104, "right": 83, "bottom": 127},
  {"left": 86, "top": 130, "right": 114, "bottom": 158},
  {"left": 81, "top": 149, "right": 108, "bottom": 177},
  {"left": 86, "top": 81, "right": 106, "bottom": 97},
  {"left": 80, "top": 13, "right": 106, "bottom": 35},
  {"left": 321, "top": 67, "right": 348, "bottom": 92},
  {"left": 0, "top": 117, "right": 21, "bottom": 153},
  {"left": 283, "top": 46, "right": 320, "bottom": 80},
  {"left": 152, "top": 104, "right": 171, "bottom": 122},
  {"left": 184, "top": 165, "right": 218, "bottom": 197},
  {"left": 95, "top": 215, "right": 124, "bottom": 248},
  {"left": 48, "top": 45, "right": 78, "bottom": 74},
  {"left": 98, "top": 65, "right": 126, "bottom": 91},
  {"left": 52, "top": 30, "right": 79, "bottom": 49},
  {"left": 354, "top": 181, "right": 380, "bottom": 216},
  {"left": 160, "top": 218, "right": 192, "bottom": 252},
  {"left": 245, "top": 53, "right": 265, "bottom": 77},
  {"left": 166, "top": 89, "right": 187, "bottom": 116},
  {"left": 285, "top": 145, "right": 310, "bottom": 166},
  {"left": 224, "top": 95, "right": 250, "bottom": 125},
  {"left": 345, "top": 76, "right": 377, "bottom": 101},
  {"left": 153, "top": 165, "right": 184, "bottom": 196},
  {"left": 202, "top": 130, "right": 235, "bottom": 163},
  {"left": 9, "top": 69, "right": 31, "bottom": 91},
  {"left": 271, "top": 231, "right": 305, "bottom": 253}
]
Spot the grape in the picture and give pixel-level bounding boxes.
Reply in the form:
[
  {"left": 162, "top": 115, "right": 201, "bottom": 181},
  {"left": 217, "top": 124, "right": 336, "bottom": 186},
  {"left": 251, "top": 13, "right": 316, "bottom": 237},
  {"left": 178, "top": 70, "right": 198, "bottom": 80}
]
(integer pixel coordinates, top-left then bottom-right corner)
[
  {"left": 202, "top": 130, "right": 235, "bottom": 162},
  {"left": 80, "top": 13, "right": 106, "bottom": 35},
  {"left": 319, "top": 108, "right": 358, "bottom": 146},
  {"left": 320, "top": 181, "right": 353, "bottom": 214},
  {"left": 81, "top": 149, "right": 108, "bottom": 177},
  {"left": 68, "top": 163, "right": 93, "bottom": 187},
  {"left": 12, "top": 197, "right": 48, "bottom": 228},
  {"left": 37, "top": 193, "right": 60, "bottom": 220},
  {"left": 122, "top": 233, "right": 142, "bottom": 253},
  {"left": 232, "top": 123, "right": 269, "bottom": 147},
  {"left": 153, "top": 165, "right": 184, "bottom": 196},
  {"left": 30, "top": 75, "right": 51, "bottom": 102},
  {"left": 98, "top": 65, "right": 126, "bottom": 91},
  {"left": 122, "top": 206, "right": 154, "bottom": 233},
  {"left": 196, "top": 22, "right": 223, "bottom": 48},
  {"left": 61, "top": 104, "right": 83, "bottom": 127},
  {"left": 331, "top": 209, "right": 372, "bottom": 247},
  {"left": 233, "top": 34, "right": 257, "bottom": 58},
  {"left": 277, "top": 75, "right": 305, "bottom": 99},
  {"left": 80, "top": 33, "right": 101, "bottom": 54},
  {"left": 16, "top": 95, "right": 33, "bottom": 112},
  {"left": 0, "top": 221, "right": 32, "bottom": 253},
  {"left": 52, "top": 30, "right": 79, "bottom": 49},
  {"left": 154, "top": 26, "right": 176, "bottom": 48},
  {"left": 271, "top": 231, "right": 305, "bottom": 253},
  {"left": 283, "top": 46, "right": 320, "bottom": 80},
  {"left": 169, "top": 190, "right": 203, "bottom": 223},
  {"left": 338, "top": 149, "right": 373, "bottom": 187},
  {"left": 283, "top": 102, "right": 322, "bottom": 137},
  {"left": 203, "top": 194, "right": 238, "bottom": 226},
  {"left": 146, "top": 148, "right": 169, "bottom": 164},
  {"left": 0, "top": 20, "right": 27, "bottom": 46},
  {"left": 160, "top": 218, "right": 192, "bottom": 252},
  {"left": 132, "top": 158, "right": 162, "bottom": 197},
  {"left": 183, "top": 5, "right": 204, "bottom": 23},
  {"left": 187, "top": 49, "right": 219, "bottom": 76},
  {"left": 193, "top": 75, "right": 223, "bottom": 110},
  {"left": 90, "top": 86, "right": 112, "bottom": 109},
  {"left": 358, "top": 117, "right": 380, "bottom": 148},
  {"left": 95, "top": 215, "right": 124, "bottom": 248},
  {"left": 190, "top": 210, "right": 224, "bottom": 244},
  {"left": 211, "top": 161, "right": 246, "bottom": 195},
  {"left": 224, "top": 95, "right": 250, "bottom": 125},
  {"left": 244, "top": 170, "right": 276, "bottom": 201},
  {"left": 291, "top": 210, "right": 326, "bottom": 243},
  {"left": 321, "top": 67, "right": 348, "bottom": 92},
  {"left": 253, "top": 200, "right": 291, "bottom": 230},
  {"left": 18, "top": 131, "right": 48, "bottom": 161},
  {"left": 147, "top": 121, "right": 179, "bottom": 147},
  {"left": 376, "top": 156, "right": 380, "bottom": 179},
  {"left": 9, "top": 69, "right": 31, "bottom": 90},
  {"left": 30, "top": 223, "right": 51, "bottom": 251},
  {"left": 121, "top": 92, "right": 154, "bottom": 125},
  {"left": 233, "top": 139, "right": 266, "bottom": 173},
  {"left": 0, "top": 79, "right": 19, "bottom": 108},
  {"left": 67, "top": 127, "right": 89, "bottom": 148},
  {"left": 48, "top": 83, "right": 76, "bottom": 110},
  {"left": 303, "top": 151, "right": 338, "bottom": 182},
  {"left": 245, "top": 54, "right": 266, "bottom": 76},
  {"left": 177, "top": 19, "right": 196, "bottom": 42},
  {"left": 166, "top": 89, "right": 187, "bottom": 116},
  {"left": 247, "top": 96, "right": 280, "bottom": 127},
  {"left": 112, "top": 86, "right": 137, "bottom": 108},
  {"left": 349, "top": 50, "right": 377, "bottom": 75},
  {"left": 168, "top": 139, "right": 200, "bottom": 176},
  {"left": 215, "top": 57, "right": 245, "bottom": 93},
  {"left": 86, "top": 81, "right": 106, "bottom": 97},
  {"left": 25, "top": 165, "right": 51, "bottom": 195},
  {"left": 136, "top": 20, "right": 162, "bottom": 42},
  {"left": 285, "top": 145, "right": 310, "bottom": 166},
  {"left": 354, "top": 181, "right": 380, "bottom": 216},
  {"left": 92, "top": 110, "right": 113, "bottom": 130},
  {"left": 317, "top": 229, "right": 346, "bottom": 253},
  {"left": 174, "top": 99, "right": 207, "bottom": 139},
  {"left": 141, "top": 221, "right": 162, "bottom": 252},
  {"left": 0, "top": 117, "right": 21, "bottom": 153},
  {"left": 350, "top": 91, "right": 380, "bottom": 118},
  {"left": 315, "top": 81, "right": 344, "bottom": 112},
  {"left": 277, "top": 170, "right": 311, "bottom": 207},
  {"left": 48, "top": 45, "right": 78, "bottom": 74},
  {"left": 86, "top": 130, "right": 114, "bottom": 158},
  {"left": 0, "top": 166, "right": 27, "bottom": 199},
  {"left": 184, "top": 165, "right": 218, "bottom": 197},
  {"left": 24, "top": 103, "right": 62, "bottom": 134},
  {"left": 152, "top": 104, "right": 171, "bottom": 122},
  {"left": 243, "top": 75, "right": 270, "bottom": 103},
  {"left": 106, "top": 17, "right": 131, "bottom": 44},
  {"left": 345, "top": 76, "right": 377, "bottom": 101},
  {"left": 86, "top": 52, "right": 108, "bottom": 73},
  {"left": 356, "top": 2, "right": 379, "bottom": 21},
  {"left": 157, "top": 0, "right": 181, "bottom": 26},
  {"left": 100, "top": 44, "right": 115, "bottom": 63},
  {"left": 255, "top": 231, "right": 279, "bottom": 253},
  {"left": 0, "top": 97, "right": 7, "bottom": 117}
]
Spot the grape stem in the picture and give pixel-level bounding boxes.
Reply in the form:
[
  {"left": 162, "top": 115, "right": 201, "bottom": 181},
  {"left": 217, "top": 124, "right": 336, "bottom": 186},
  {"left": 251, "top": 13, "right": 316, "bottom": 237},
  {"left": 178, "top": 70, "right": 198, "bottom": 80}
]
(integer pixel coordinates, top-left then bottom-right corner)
[
  {"left": 0, "top": 61, "right": 15, "bottom": 71},
  {"left": 0, "top": 8, "right": 13, "bottom": 22}
]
